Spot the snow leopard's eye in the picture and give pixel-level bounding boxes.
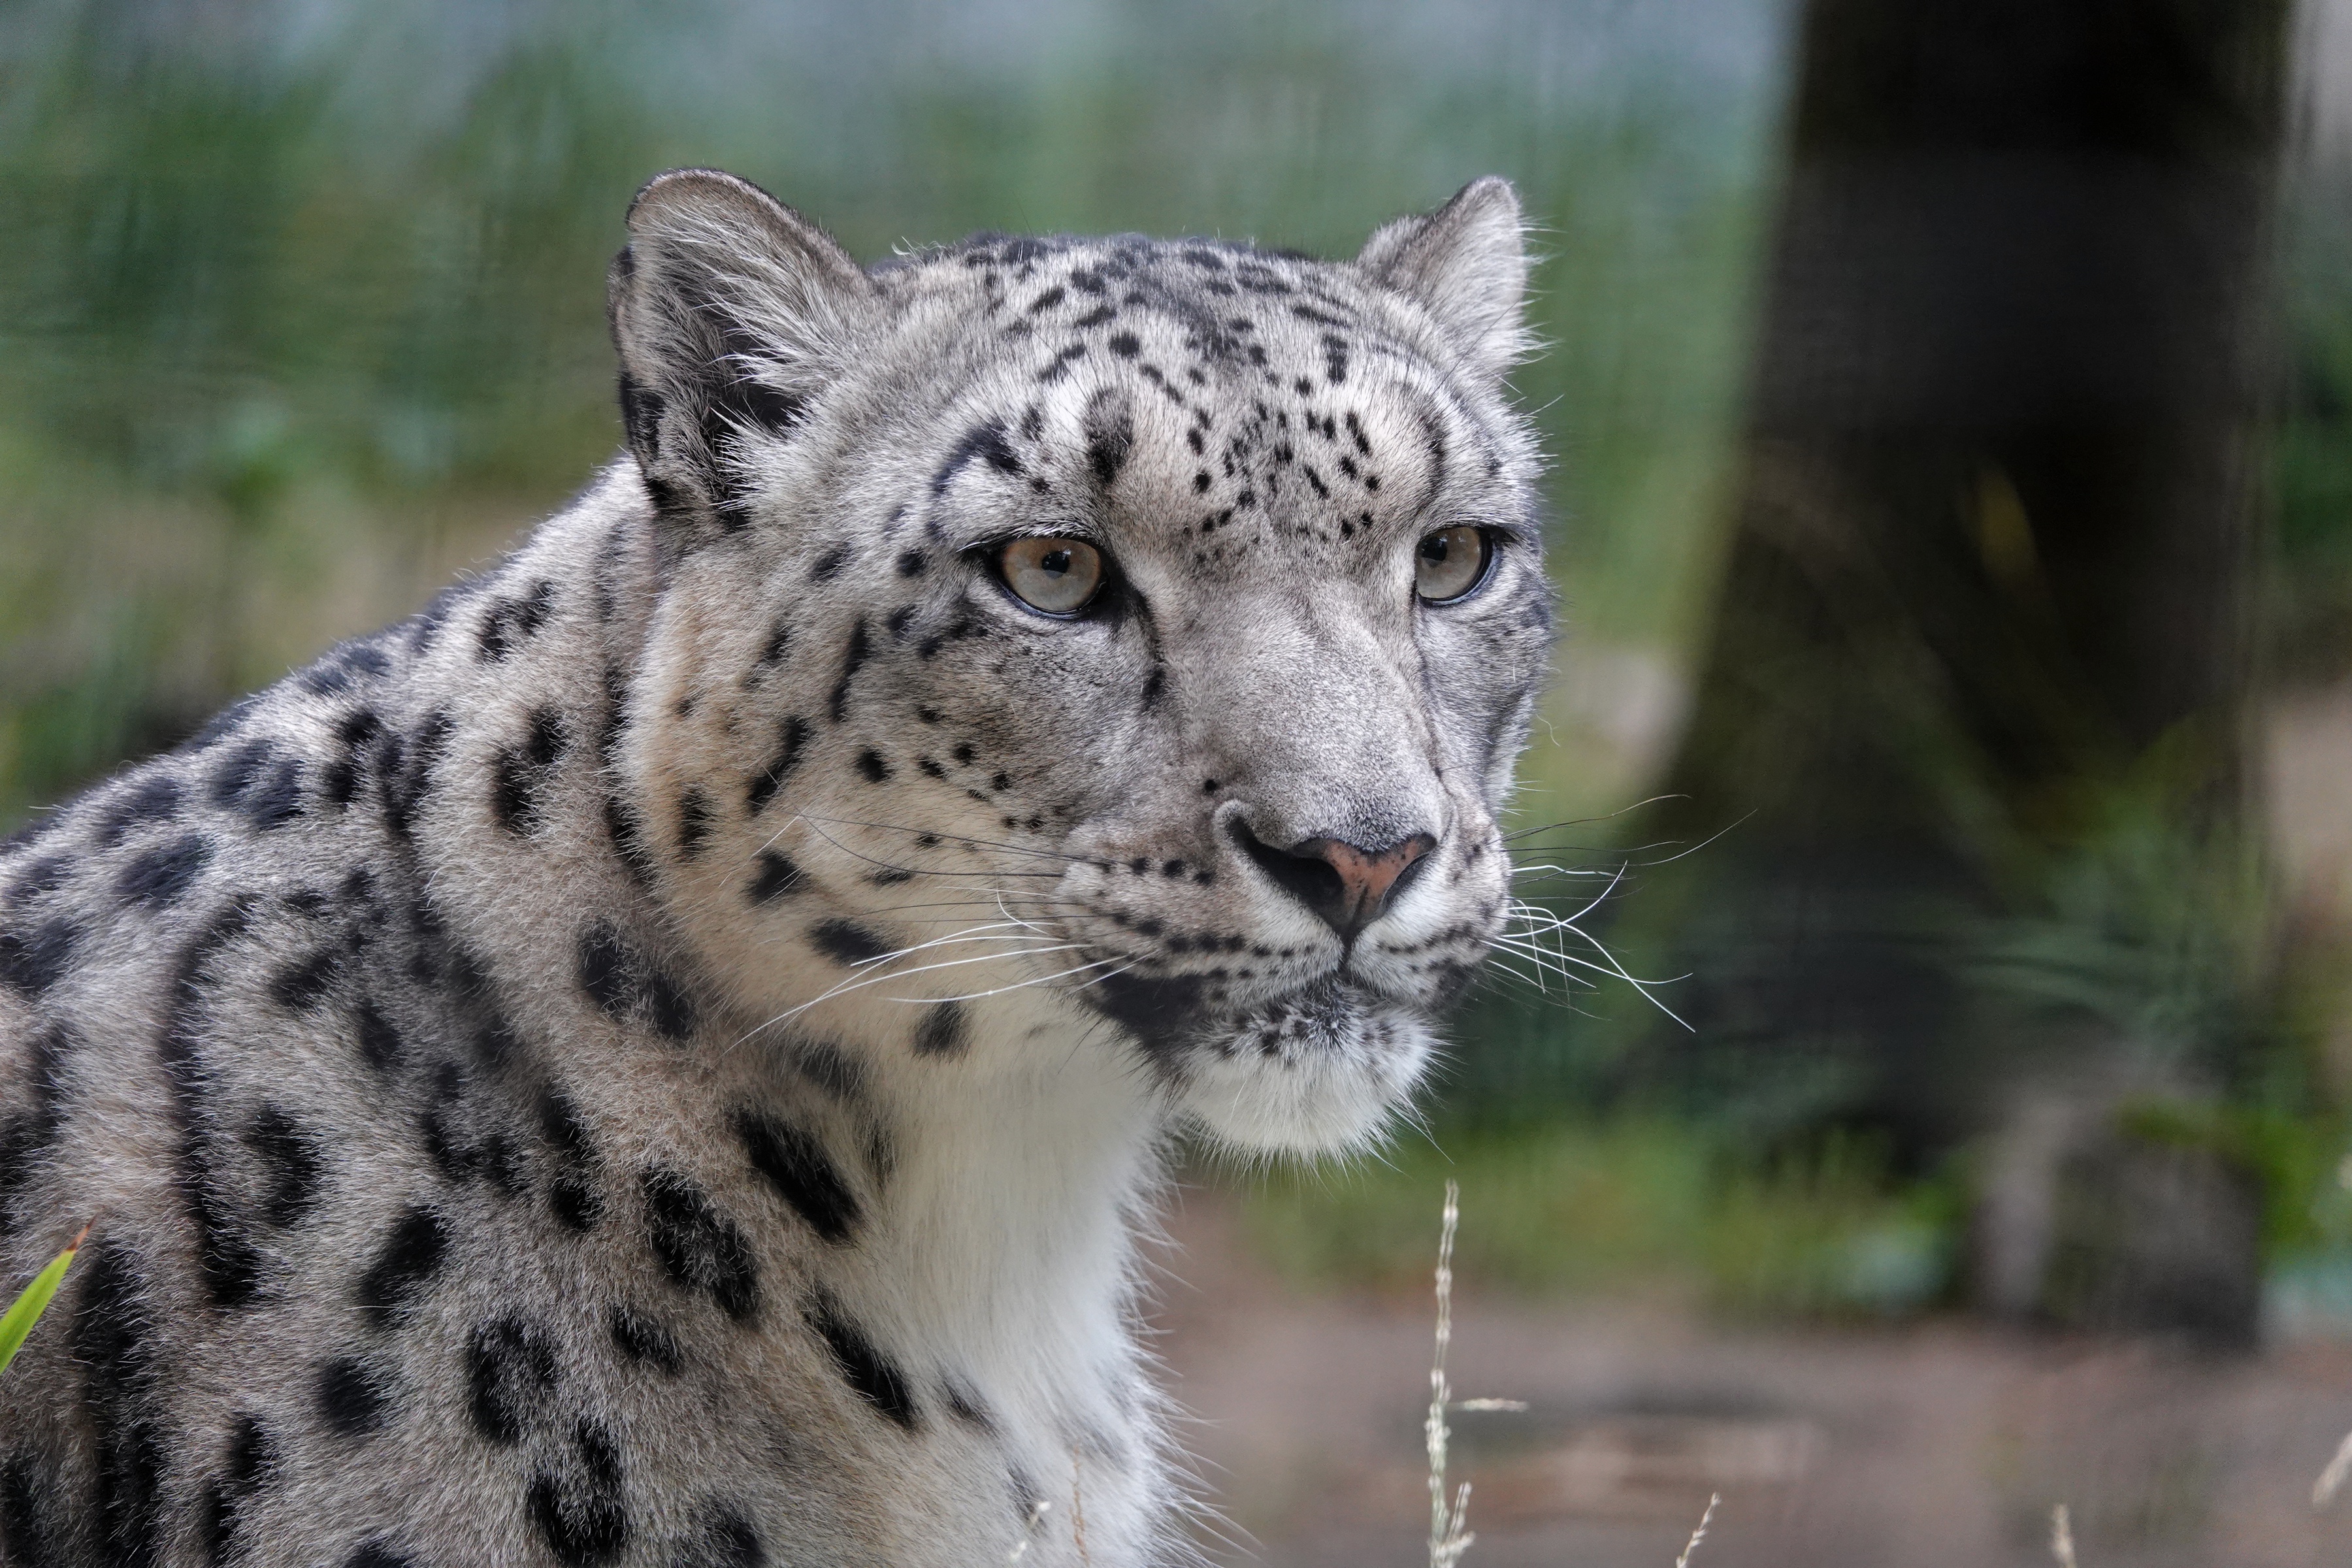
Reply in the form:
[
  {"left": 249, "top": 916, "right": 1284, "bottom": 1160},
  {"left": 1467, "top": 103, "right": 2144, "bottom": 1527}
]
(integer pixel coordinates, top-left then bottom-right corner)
[
  {"left": 1414, "top": 525, "right": 1494, "bottom": 604},
  {"left": 997, "top": 536, "right": 1106, "bottom": 615}
]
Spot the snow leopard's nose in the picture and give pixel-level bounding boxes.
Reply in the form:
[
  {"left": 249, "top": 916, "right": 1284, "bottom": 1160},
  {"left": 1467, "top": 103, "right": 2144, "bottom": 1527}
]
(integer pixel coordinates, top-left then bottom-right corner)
[{"left": 1233, "top": 825, "right": 1437, "bottom": 941}]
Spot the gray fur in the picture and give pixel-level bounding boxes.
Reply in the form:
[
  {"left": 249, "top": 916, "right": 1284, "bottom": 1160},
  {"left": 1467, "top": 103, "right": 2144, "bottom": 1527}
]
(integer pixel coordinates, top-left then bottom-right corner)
[{"left": 0, "top": 169, "right": 1549, "bottom": 1567}]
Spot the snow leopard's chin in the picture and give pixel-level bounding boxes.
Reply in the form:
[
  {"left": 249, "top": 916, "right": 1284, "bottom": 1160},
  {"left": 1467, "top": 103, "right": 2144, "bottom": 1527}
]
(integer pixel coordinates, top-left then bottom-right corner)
[{"left": 1168, "top": 983, "right": 1437, "bottom": 1154}]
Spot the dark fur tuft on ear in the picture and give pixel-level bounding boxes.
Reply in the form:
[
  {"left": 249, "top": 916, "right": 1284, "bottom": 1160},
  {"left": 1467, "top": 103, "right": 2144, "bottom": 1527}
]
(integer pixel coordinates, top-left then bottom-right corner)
[
  {"left": 1356, "top": 176, "right": 1529, "bottom": 387},
  {"left": 608, "top": 169, "right": 876, "bottom": 553}
]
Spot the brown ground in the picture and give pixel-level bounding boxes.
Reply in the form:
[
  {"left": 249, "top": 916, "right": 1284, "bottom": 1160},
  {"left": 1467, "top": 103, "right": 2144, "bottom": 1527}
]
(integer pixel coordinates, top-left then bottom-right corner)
[{"left": 1152, "top": 1190, "right": 2352, "bottom": 1568}]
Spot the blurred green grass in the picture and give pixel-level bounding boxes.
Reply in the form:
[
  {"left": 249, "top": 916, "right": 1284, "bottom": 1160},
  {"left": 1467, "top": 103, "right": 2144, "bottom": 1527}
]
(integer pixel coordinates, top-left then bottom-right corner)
[{"left": 1238, "top": 1119, "right": 1965, "bottom": 1317}]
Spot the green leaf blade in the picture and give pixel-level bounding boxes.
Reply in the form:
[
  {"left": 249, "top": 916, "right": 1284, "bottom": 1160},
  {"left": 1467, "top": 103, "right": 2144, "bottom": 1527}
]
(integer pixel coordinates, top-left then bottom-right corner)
[{"left": 0, "top": 1223, "right": 89, "bottom": 1379}]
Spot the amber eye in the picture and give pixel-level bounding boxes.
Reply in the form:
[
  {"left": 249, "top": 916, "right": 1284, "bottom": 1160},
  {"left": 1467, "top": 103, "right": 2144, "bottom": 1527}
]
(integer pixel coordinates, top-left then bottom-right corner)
[
  {"left": 998, "top": 536, "right": 1107, "bottom": 615},
  {"left": 1414, "top": 525, "right": 1492, "bottom": 603}
]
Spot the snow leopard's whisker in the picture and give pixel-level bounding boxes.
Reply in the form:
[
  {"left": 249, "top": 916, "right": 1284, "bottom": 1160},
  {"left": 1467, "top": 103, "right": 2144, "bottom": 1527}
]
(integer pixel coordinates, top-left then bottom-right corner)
[
  {"left": 877, "top": 952, "right": 1135, "bottom": 1005},
  {"left": 1067, "top": 958, "right": 1141, "bottom": 992},
  {"left": 1478, "top": 951, "right": 1552, "bottom": 996},
  {"left": 1490, "top": 938, "right": 1601, "bottom": 992},
  {"left": 1503, "top": 896, "right": 1693, "bottom": 1028},
  {"left": 1497, "top": 810, "right": 1749, "bottom": 870},
  {"left": 1503, "top": 860, "right": 1640, "bottom": 887},
  {"left": 1497, "top": 796, "right": 1686, "bottom": 842},
  {"left": 773, "top": 813, "right": 1076, "bottom": 883},
  {"left": 733, "top": 939, "right": 1096, "bottom": 1047},
  {"left": 843, "top": 922, "right": 1059, "bottom": 968},
  {"left": 790, "top": 812, "right": 1100, "bottom": 867},
  {"left": 1490, "top": 926, "right": 1598, "bottom": 982},
  {"left": 1512, "top": 860, "right": 1631, "bottom": 928}
]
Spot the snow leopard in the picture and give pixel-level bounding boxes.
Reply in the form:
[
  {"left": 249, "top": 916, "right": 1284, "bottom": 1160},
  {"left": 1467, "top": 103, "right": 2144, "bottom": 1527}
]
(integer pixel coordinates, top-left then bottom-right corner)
[{"left": 0, "top": 167, "right": 1549, "bottom": 1567}]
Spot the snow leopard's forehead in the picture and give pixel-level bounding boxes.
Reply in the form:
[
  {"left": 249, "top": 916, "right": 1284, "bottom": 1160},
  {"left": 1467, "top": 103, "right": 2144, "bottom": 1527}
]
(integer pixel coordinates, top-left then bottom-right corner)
[{"left": 849, "top": 230, "right": 1541, "bottom": 588}]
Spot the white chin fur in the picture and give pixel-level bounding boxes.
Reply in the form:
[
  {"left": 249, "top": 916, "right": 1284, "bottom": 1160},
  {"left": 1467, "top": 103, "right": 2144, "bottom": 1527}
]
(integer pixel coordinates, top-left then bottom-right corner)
[{"left": 1175, "top": 1011, "right": 1434, "bottom": 1154}]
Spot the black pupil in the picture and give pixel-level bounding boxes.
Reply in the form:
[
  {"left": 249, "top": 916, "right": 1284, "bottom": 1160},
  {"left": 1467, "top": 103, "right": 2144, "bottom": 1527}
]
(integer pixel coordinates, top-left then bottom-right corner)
[
  {"left": 1039, "top": 548, "right": 1073, "bottom": 578},
  {"left": 1422, "top": 534, "right": 1452, "bottom": 564}
]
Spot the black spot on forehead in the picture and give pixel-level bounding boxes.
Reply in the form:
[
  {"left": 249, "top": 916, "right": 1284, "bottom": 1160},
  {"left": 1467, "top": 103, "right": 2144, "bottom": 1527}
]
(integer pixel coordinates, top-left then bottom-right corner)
[
  {"left": 5, "top": 851, "right": 73, "bottom": 902},
  {"left": 201, "top": 1412, "right": 278, "bottom": 1563},
  {"left": 353, "top": 998, "right": 404, "bottom": 1075},
  {"left": 301, "top": 634, "right": 393, "bottom": 696},
  {"left": 932, "top": 419, "right": 1022, "bottom": 496},
  {"left": 755, "top": 616, "right": 792, "bottom": 668}
]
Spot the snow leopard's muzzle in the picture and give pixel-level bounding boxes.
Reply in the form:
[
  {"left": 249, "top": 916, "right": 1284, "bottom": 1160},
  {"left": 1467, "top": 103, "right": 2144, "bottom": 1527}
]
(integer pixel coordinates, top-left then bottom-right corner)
[{"left": 1057, "top": 675, "right": 1522, "bottom": 1154}]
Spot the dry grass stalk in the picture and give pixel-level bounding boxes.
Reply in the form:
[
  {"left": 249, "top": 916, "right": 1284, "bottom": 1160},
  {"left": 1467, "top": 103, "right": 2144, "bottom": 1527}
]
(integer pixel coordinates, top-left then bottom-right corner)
[
  {"left": 1002, "top": 1499, "right": 1051, "bottom": 1563},
  {"left": 2316, "top": 1429, "right": 2352, "bottom": 1509},
  {"left": 1675, "top": 1492, "right": 1720, "bottom": 1568},
  {"left": 1073, "top": 1452, "right": 1090, "bottom": 1566},
  {"left": 1427, "top": 1180, "right": 1476, "bottom": 1567},
  {"left": 2050, "top": 1503, "right": 2077, "bottom": 1568}
]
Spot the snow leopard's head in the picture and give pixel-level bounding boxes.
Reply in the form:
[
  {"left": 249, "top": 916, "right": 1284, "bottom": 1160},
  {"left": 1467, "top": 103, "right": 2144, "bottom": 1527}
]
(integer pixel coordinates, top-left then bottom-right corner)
[{"left": 611, "top": 169, "right": 1549, "bottom": 1154}]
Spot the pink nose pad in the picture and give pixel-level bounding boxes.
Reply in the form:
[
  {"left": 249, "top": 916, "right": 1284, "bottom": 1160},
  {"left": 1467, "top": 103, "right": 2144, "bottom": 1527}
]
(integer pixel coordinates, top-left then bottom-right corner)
[{"left": 1263, "top": 832, "right": 1437, "bottom": 939}]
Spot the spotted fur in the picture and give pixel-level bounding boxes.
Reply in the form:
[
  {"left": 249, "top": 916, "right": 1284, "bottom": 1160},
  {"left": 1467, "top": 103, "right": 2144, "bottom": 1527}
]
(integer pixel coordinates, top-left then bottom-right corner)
[{"left": 0, "top": 169, "right": 1548, "bottom": 1566}]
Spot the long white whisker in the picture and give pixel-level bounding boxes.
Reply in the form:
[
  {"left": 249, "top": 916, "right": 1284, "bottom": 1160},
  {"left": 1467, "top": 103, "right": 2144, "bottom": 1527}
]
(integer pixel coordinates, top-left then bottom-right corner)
[
  {"left": 732, "top": 939, "right": 1088, "bottom": 1047},
  {"left": 845, "top": 922, "right": 1041, "bottom": 968},
  {"left": 877, "top": 953, "right": 1135, "bottom": 1004}
]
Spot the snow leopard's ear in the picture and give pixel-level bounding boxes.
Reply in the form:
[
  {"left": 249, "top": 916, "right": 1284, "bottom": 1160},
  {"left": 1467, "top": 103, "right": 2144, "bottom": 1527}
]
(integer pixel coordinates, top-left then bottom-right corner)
[
  {"left": 1356, "top": 176, "right": 1528, "bottom": 387},
  {"left": 608, "top": 168, "right": 876, "bottom": 544}
]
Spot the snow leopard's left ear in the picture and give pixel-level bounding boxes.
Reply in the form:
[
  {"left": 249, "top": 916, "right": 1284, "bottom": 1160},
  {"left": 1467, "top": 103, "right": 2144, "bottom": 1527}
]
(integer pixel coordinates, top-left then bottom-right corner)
[
  {"left": 608, "top": 168, "right": 877, "bottom": 544},
  {"left": 1356, "top": 176, "right": 1529, "bottom": 387}
]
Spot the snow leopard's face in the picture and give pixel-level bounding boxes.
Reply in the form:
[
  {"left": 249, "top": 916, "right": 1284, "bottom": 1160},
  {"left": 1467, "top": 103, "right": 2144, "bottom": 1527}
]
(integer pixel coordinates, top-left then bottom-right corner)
[{"left": 612, "top": 171, "right": 1549, "bottom": 1154}]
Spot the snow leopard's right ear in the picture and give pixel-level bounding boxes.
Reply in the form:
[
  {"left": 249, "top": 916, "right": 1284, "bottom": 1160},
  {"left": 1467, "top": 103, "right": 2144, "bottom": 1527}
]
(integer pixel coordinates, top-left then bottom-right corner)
[
  {"left": 1355, "top": 176, "right": 1529, "bottom": 389},
  {"left": 608, "top": 169, "right": 876, "bottom": 546}
]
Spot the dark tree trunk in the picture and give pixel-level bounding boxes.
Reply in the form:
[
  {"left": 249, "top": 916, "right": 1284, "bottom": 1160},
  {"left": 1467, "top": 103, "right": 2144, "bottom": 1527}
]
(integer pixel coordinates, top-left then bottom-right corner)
[{"left": 1644, "top": 0, "right": 2291, "bottom": 1339}]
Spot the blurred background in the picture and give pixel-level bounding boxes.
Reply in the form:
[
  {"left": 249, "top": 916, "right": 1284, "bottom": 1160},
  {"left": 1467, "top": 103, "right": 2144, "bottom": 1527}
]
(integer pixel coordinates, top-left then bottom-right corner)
[{"left": 7, "top": 0, "right": 2352, "bottom": 1561}]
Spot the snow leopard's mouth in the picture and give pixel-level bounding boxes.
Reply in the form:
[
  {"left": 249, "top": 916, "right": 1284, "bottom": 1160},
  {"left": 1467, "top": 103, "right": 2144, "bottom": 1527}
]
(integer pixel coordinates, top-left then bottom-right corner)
[
  {"left": 1079, "top": 967, "right": 1444, "bottom": 1151},
  {"left": 1081, "top": 966, "right": 1429, "bottom": 1070}
]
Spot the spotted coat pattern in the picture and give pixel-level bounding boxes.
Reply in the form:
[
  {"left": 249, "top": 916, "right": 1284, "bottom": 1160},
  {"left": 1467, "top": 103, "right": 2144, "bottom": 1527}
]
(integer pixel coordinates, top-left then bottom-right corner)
[{"left": 0, "top": 169, "right": 1549, "bottom": 1567}]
